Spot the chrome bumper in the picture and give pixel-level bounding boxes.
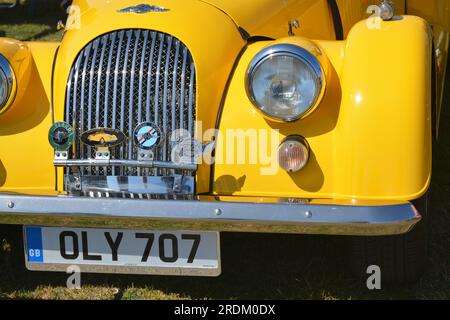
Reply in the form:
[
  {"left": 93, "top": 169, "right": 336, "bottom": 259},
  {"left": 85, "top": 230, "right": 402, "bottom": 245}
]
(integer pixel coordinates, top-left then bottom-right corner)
[{"left": 0, "top": 194, "right": 421, "bottom": 236}]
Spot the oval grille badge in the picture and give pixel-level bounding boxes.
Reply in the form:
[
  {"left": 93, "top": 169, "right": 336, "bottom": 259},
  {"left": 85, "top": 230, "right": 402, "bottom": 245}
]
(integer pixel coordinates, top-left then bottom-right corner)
[
  {"left": 81, "top": 128, "right": 126, "bottom": 148},
  {"left": 133, "top": 122, "right": 162, "bottom": 150},
  {"left": 48, "top": 122, "right": 75, "bottom": 151}
]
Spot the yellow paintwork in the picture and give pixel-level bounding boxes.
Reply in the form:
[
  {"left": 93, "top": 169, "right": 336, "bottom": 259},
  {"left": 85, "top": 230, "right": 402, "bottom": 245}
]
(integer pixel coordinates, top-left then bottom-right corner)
[
  {"left": 201, "top": 0, "right": 336, "bottom": 40},
  {"left": 0, "top": 0, "right": 447, "bottom": 203},
  {"left": 0, "top": 41, "right": 58, "bottom": 194},
  {"left": 214, "top": 16, "right": 432, "bottom": 200},
  {"left": 336, "top": 0, "right": 406, "bottom": 38}
]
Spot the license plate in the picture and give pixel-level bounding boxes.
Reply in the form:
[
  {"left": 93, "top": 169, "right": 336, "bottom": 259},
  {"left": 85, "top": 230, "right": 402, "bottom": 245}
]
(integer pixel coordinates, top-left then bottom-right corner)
[{"left": 24, "top": 226, "right": 220, "bottom": 277}]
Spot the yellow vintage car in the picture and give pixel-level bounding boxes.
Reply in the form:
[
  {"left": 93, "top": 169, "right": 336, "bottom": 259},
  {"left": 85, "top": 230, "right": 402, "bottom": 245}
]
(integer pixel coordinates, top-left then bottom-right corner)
[{"left": 0, "top": 0, "right": 448, "bottom": 283}]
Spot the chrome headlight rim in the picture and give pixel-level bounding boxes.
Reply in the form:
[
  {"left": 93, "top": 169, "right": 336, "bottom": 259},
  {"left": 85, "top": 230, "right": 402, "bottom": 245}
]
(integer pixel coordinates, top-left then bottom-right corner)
[
  {"left": 246, "top": 43, "right": 325, "bottom": 122},
  {"left": 0, "top": 53, "right": 16, "bottom": 114}
]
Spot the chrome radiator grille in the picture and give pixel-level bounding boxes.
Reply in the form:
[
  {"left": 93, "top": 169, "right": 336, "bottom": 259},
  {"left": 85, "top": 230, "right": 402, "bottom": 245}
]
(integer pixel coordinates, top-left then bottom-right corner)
[{"left": 65, "top": 29, "right": 196, "bottom": 177}]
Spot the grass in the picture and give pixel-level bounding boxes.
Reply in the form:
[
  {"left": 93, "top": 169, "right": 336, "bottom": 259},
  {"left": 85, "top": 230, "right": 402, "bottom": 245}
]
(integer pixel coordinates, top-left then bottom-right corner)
[
  {"left": 1, "top": 12, "right": 450, "bottom": 300},
  {"left": 0, "top": 3, "right": 63, "bottom": 41}
]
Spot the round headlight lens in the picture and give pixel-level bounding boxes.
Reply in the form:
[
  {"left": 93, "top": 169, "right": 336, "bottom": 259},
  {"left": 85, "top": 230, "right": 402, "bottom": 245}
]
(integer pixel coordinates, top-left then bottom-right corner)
[
  {"left": 247, "top": 44, "right": 323, "bottom": 122},
  {"left": 0, "top": 53, "right": 14, "bottom": 113},
  {"left": 0, "top": 69, "right": 8, "bottom": 107}
]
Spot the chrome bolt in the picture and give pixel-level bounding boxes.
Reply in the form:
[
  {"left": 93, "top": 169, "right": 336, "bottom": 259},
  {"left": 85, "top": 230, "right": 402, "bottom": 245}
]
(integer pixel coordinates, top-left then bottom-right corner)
[
  {"left": 379, "top": 0, "right": 395, "bottom": 20},
  {"left": 214, "top": 208, "right": 222, "bottom": 216},
  {"left": 305, "top": 210, "right": 312, "bottom": 218},
  {"left": 7, "top": 202, "right": 14, "bottom": 209},
  {"left": 56, "top": 152, "right": 60, "bottom": 157}
]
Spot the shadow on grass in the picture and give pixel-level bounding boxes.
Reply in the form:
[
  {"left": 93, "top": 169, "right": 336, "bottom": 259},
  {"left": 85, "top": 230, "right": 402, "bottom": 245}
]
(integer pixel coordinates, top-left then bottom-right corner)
[{"left": 1, "top": 228, "right": 448, "bottom": 300}]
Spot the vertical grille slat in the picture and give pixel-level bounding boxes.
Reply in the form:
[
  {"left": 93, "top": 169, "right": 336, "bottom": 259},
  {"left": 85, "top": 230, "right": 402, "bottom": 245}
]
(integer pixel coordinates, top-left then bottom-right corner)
[
  {"left": 104, "top": 32, "right": 116, "bottom": 128},
  {"left": 188, "top": 61, "right": 195, "bottom": 143},
  {"left": 128, "top": 30, "right": 141, "bottom": 167},
  {"left": 137, "top": 31, "right": 149, "bottom": 125},
  {"left": 179, "top": 47, "right": 188, "bottom": 132},
  {"left": 88, "top": 39, "right": 100, "bottom": 139},
  {"left": 171, "top": 41, "right": 181, "bottom": 175},
  {"left": 65, "top": 29, "right": 197, "bottom": 180},
  {"left": 119, "top": 31, "right": 134, "bottom": 174},
  {"left": 153, "top": 34, "right": 165, "bottom": 176},
  {"left": 79, "top": 46, "right": 89, "bottom": 164},
  {"left": 162, "top": 36, "right": 173, "bottom": 169},
  {"left": 146, "top": 32, "right": 157, "bottom": 122},
  {"left": 96, "top": 35, "right": 108, "bottom": 128}
]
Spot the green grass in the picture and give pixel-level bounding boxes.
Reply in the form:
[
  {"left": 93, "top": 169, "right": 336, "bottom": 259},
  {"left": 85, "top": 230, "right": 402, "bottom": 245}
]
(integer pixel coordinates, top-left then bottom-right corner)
[
  {"left": 1, "top": 14, "right": 450, "bottom": 300},
  {"left": 0, "top": 4, "right": 63, "bottom": 41}
]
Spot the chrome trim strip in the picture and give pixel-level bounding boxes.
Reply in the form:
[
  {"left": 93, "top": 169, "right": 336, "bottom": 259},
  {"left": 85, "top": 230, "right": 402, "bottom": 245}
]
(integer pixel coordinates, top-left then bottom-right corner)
[
  {"left": 65, "top": 175, "right": 195, "bottom": 195},
  {"left": 128, "top": 30, "right": 141, "bottom": 166},
  {"left": 96, "top": 35, "right": 108, "bottom": 128},
  {"left": 171, "top": 41, "right": 181, "bottom": 175},
  {"left": 120, "top": 31, "right": 133, "bottom": 173},
  {"left": 80, "top": 43, "right": 92, "bottom": 161},
  {"left": 154, "top": 33, "right": 164, "bottom": 125},
  {"left": 136, "top": 31, "right": 149, "bottom": 176},
  {"left": 112, "top": 31, "right": 125, "bottom": 129},
  {"left": 137, "top": 31, "right": 149, "bottom": 124},
  {"left": 0, "top": 53, "right": 15, "bottom": 112},
  {"left": 54, "top": 159, "right": 198, "bottom": 171},
  {"left": 0, "top": 195, "right": 421, "bottom": 236},
  {"left": 112, "top": 31, "right": 125, "bottom": 176},
  {"left": 180, "top": 47, "right": 188, "bottom": 131},
  {"left": 88, "top": 39, "right": 100, "bottom": 135},
  {"left": 153, "top": 34, "right": 165, "bottom": 176},
  {"left": 146, "top": 32, "right": 157, "bottom": 122},
  {"left": 104, "top": 32, "right": 116, "bottom": 127},
  {"left": 64, "top": 62, "right": 75, "bottom": 123},
  {"left": 162, "top": 36, "right": 173, "bottom": 167},
  {"left": 71, "top": 53, "right": 84, "bottom": 163},
  {"left": 188, "top": 61, "right": 195, "bottom": 155}
]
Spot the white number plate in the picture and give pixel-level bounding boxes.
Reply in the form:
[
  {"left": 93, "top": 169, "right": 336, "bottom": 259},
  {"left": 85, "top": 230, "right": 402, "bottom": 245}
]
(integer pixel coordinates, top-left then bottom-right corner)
[{"left": 24, "top": 226, "right": 220, "bottom": 276}]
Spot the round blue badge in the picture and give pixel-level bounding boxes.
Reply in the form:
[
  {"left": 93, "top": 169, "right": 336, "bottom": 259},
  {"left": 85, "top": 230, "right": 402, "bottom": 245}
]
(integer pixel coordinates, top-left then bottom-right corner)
[{"left": 133, "top": 122, "right": 162, "bottom": 150}]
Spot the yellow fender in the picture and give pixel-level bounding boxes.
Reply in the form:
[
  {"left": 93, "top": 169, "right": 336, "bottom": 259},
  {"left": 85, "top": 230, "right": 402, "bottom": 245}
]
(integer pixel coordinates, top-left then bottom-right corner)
[{"left": 214, "top": 16, "right": 432, "bottom": 201}]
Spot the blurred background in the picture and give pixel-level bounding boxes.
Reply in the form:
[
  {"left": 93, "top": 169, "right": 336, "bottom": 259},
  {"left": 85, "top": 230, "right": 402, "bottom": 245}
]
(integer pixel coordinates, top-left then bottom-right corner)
[{"left": 0, "top": 0, "right": 68, "bottom": 41}]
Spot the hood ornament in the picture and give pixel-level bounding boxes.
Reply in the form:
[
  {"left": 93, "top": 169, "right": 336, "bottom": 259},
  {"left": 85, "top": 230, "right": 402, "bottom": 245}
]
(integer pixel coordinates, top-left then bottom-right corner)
[{"left": 118, "top": 4, "right": 170, "bottom": 14}]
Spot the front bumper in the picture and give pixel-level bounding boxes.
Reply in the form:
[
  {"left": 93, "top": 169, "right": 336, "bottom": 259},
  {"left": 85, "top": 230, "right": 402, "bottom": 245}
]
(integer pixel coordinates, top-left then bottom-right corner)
[{"left": 0, "top": 194, "right": 421, "bottom": 236}]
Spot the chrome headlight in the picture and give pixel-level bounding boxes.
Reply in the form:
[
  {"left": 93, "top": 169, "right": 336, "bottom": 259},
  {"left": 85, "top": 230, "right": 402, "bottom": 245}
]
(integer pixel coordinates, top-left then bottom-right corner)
[
  {"left": 246, "top": 44, "right": 324, "bottom": 122},
  {"left": 0, "top": 53, "right": 15, "bottom": 113}
]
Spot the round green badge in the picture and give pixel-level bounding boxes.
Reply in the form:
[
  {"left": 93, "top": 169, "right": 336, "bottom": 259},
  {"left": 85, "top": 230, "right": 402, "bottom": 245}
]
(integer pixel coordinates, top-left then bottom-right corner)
[{"left": 48, "top": 122, "right": 75, "bottom": 151}]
